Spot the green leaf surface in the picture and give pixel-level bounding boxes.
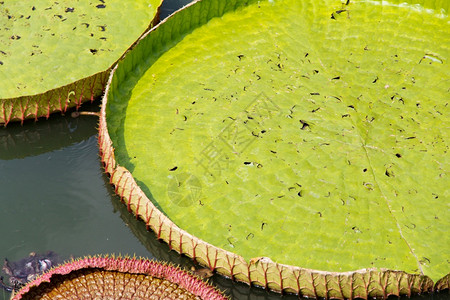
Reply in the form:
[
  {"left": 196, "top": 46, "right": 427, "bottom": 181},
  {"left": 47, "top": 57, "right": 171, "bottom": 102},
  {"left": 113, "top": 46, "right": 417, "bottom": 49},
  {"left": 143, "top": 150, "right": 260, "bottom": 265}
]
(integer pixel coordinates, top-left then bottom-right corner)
[
  {"left": 0, "top": 0, "right": 162, "bottom": 124},
  {"left": 107, "top": 0, "right": 449, "bottom": 282}
]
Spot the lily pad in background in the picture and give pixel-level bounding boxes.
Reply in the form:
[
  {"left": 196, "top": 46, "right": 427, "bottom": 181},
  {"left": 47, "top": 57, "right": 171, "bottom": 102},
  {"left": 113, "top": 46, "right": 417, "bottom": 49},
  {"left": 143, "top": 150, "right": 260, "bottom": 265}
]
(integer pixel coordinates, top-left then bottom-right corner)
[
  {"left": 0, "top": 0, "right": 163, "bottom": 125},
  {"left": 11, "top": 255, "right": 227, "bottom": 299},
  {"left": 100, "top": 0, "right": 449, "bottom": 298}
]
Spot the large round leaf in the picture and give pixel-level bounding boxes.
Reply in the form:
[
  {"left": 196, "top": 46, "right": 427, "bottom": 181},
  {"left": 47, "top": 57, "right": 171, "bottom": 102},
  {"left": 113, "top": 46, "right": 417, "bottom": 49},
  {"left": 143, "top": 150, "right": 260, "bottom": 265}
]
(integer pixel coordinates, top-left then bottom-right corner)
[
  {"left": 0, "top": 0, "right": 162, "bottom": 125},
  {"left": 100, "top": 0, "right": 449, "bottom": 297}
]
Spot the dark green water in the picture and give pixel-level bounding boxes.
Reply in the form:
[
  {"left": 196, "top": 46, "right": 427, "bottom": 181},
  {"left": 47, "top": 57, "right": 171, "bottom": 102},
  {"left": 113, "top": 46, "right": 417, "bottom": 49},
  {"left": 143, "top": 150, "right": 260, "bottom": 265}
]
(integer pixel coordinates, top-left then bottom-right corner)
[{"left": 0, "top": 1, "right": 447, "bottom": 300}]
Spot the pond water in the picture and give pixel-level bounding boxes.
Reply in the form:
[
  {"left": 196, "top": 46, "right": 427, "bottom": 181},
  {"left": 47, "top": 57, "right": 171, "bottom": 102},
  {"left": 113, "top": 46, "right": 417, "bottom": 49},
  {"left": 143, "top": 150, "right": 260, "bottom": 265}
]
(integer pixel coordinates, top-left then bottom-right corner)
[{"left": 0, "top": 1, "right": 447, "bottom": 300}]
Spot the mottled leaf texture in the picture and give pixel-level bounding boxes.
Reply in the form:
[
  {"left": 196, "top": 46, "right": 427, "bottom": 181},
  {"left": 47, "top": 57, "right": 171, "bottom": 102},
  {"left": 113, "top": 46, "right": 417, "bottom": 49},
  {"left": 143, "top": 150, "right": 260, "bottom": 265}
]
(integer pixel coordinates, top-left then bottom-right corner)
[{"left": 0, "top": 0, "right": 162, "bottom": 125}]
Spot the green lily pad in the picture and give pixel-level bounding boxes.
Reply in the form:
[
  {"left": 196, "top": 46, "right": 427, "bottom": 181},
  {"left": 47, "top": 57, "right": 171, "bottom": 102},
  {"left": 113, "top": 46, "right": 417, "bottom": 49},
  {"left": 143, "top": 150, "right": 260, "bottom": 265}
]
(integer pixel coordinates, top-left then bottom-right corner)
[
  {"left": 0, "top": 0, "right": 162, "bottom": 125},
  {"left": 101, "top": 0, "right": 449, "bottom": 297}
]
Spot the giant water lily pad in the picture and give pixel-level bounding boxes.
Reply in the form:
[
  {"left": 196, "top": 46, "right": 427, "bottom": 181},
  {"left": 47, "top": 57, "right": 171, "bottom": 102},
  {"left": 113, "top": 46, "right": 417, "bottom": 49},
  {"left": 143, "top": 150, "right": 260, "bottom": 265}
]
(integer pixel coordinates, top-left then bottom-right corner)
[
  {"left": 12, "top": 255, "right": 227, "bottom": 299},
  {"left": 99, "top": 0, "right": 449, "bottom": 298},
  {"left": 0, "top": 0, "right": 162, "bottom": 125}
]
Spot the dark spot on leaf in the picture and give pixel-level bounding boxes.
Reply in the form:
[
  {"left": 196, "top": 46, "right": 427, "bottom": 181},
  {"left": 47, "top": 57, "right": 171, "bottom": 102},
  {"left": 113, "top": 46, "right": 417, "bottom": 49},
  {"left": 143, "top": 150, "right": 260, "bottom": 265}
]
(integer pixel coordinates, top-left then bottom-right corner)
[
  {"left": 420, "top": 257, "right": 431, "bottom": 264},
  {"left": 65, "top": 7, "right": 74, "bottom": 13},
  {"left": 352, "top": 226, "right": 362, "bottom": 233},
  {"left": 297, "top": 191, "right": 302, "bottom": 197},
  {"left": 261, "top": 222, "right": 267, "bottom": 230},
  {"left": 246, "top": 233, "right": 254, "bottom": 240},
  {"left": 237, "top": 54, "right": 244, "bottom": 60},
  {"left": 366, "top": 116, "right": 375, "bottom": 122},
  {"left": 405, "top": 223, "right": 416, "bottom": 229},
  {"left": 317, "top": 212, "right": 322, "bottom": 217},
  {"left": 311, "top": 107, "right": 320, "bottom": 113},
  {"left": 96, "top": 4, "right": 106, "bottom": 8},
  {"left": 310, "top": 92, "right": 320, "bottom": 95},
  {"left": 10, "top": 35, "right": 21, "bottom": 40},
  {"left": 32, "top": 6, "right": 35, "bottom": 10},
  {"left": 261, "top": 130, "right": 266, "bottom": 133},
  {"left": 385, "top": 169, "right": 394, "bottom": 177},
  {"left": 98, "top": 25, "right": 106, "bottom": 31},
  {"left": 169, "top": 166, "right": 178, "bottom": 171},
  {"left": 332, "top": 76, "right": 340, "bottom": 80},
  {"left": 82, "top": 23, "right": 90, "bottom": 28},
  {"left": 90, "top": 49, "right": 98, "bottom": 54},
  {"left": 0, "top": 61, "right": 3, "bottom": 65},
  {"left": 244, "top": 161, "right": 252, "bottom": 165},
  {"left": 270, "top": 150, "right": 277, "bottom": 154},
  {"left": 330, "top": 9, "right": 348, "bottom": 21},
  {"left": 372, "top": 77, "right": 378, "bottom": 83},
  {"left": 363, "top": 182, "right": 374, "bottom": 190},
  {"left": 54, "top": 14, "right": 63, "bottom": 19},
  {"left": 342, "top": 114, "right": 350, "bottom": 118},
  {"left": 363, "top": 168, "right": 367, "bottom": 172},
  {"left": 299, "top": 120, "right": 310, "bottom": 130},
  {"left": 313, "top": 70, "right": 319, "bottom": 74},
  {"left": 405, "top": 136, "right": 416, "bottom": 140}
]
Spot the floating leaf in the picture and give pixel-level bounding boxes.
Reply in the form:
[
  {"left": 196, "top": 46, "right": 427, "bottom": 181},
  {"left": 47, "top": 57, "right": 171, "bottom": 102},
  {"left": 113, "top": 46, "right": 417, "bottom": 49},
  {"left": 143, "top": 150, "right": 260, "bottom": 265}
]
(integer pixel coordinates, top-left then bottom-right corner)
[
  {"left": 100, "top": 0, "right": 449, "bottom": 297},
  {"left": 0, "top": 0, "right": 163, "bottom": 125},
  {"left": 12, "top": 255, "right": 227, "bottom": 299}
]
